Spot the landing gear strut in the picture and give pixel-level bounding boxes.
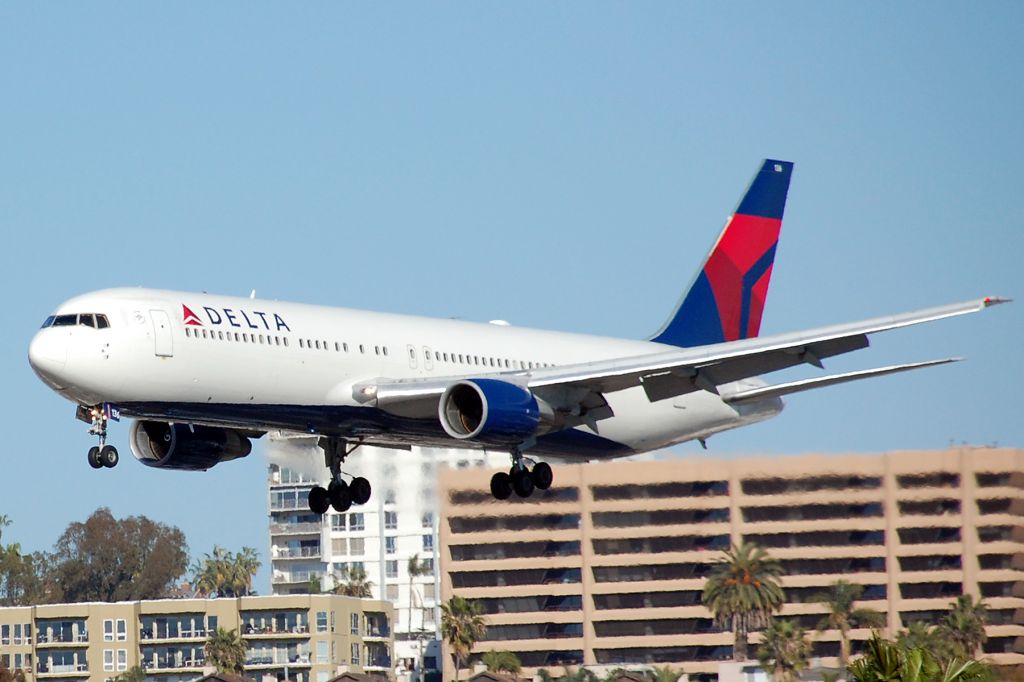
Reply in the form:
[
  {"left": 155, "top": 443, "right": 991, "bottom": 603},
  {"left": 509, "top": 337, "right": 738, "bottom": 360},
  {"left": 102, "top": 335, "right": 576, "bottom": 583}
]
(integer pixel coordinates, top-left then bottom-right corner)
[
  {"left": 81, "top": 405, "right": 118, "bottom": 469},
  {"left": 489, "top": 449, "right": 553, "bottom": 500},
  {"left": 308, "top": 437, "right": 373, "bottom": 515}
]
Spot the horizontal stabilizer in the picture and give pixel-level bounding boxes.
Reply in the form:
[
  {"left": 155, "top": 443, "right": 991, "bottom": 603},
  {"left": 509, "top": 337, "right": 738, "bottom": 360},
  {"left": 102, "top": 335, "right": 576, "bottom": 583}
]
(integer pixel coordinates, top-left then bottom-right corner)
[{"left": 721, "top": 358, "right": 962, "bottom": 404}]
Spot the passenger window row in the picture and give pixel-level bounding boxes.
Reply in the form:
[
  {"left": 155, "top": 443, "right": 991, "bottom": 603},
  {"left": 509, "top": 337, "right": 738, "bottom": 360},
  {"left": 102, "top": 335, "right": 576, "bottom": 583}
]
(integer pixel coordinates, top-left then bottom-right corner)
[
  {"left": 41, "top": 313, "right": 111, "bottom": 329},
  {"left": 185, "top": 326, "right": 290, "bottom": 347},
  {"left": 431, "top": 350, "right": 551, "bottom": 371}
]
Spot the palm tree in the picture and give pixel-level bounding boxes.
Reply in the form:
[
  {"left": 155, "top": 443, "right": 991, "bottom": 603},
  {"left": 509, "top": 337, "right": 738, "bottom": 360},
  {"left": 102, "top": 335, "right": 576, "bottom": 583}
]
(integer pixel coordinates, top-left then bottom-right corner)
[
  {"left": 898, "top": 621, "right": 956, "bottom": 664},
  {"left": 482, "top": 649, "right": 522, "bottom": 678},
  {"left": 192, "top": 546, "right": 261, "bottom": 597},
  {"left": 441, "top": 595, "right": 487, "bottom": 682},
  {"left": 702, "top": 542, "right": 785, "bottom": 661},
  {"left": 407, "top": 553, "right": 429, "bottom": 635},
  {"left": 758, "top": 619, "right": 812, "bottom": 682},
  {"left": 816, "top": 580, "right": 886, "bottom": 668},
  {"left": 937, "top": 595, "right": 988, "bottom": 659},
  {"left": 204, "top": 626, "right": 247, "bottom": 674},
  {"left": 651, "top": 666, "right": 683, "bottom": 682},
  {"left": 848, "top": 633, "right": 993, "bottom": 682},
  {"left": 333, "top": 564, "right": 373, "bottom": 598},
  {"left": 110, "top": 666, "right": 146, "bottom": 682}
]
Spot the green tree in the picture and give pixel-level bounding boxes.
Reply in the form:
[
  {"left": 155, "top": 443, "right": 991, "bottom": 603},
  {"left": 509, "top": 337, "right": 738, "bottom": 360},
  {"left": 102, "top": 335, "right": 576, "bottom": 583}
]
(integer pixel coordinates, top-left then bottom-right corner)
[
  {"left": 0, "top": 666, "right": 28, "bottom": 682},
  {"left": 482, "top": 649, "right": 522, "bottom": 678},
  {"left": 817, "top": 580, "right": 886, "bottom": 669},
  {"left": 48, "top": 508, "right": 188, "bottom": 603},
  {"left": 651, "top": 666, "right": 683, "bottom": 682},
  {"left": 332, "top": 563, "right": 373, "bottom": 598},
  {"left": 702, "top": 542, "right": 785, "bottom": 661},
  {"left": 849, "top": 634, "right": 994, "bottom": 682},
  {"left": 204, "top": 626, "right": 247, "bottom": 674},
  {"left": 111, "top": 666, "right": 147, "bottom": 682},
  {"left": 937, "top": 595, "right": 988, "bottom": 660},
  {"left": 441, "top": 595, "right": 487, "bottom": 682},
  {"left": 192, "top": 546, "right": 261, "bottom": 598},
  {"left": 408, "top": 553, "right": 429, "bottom": 634},
  {"left": 0, "top": 516, "right": 44, "bottom": 606},
  {"left": 898, "top": 621, "right": 957, "bottom": 663},
  {"left": 758, "top": 619, "right": 812, "bottom": 682}
]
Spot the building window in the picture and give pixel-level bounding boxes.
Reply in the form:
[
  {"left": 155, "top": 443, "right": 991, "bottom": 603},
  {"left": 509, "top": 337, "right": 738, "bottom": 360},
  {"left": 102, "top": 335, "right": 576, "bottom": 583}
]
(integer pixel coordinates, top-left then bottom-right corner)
[
  {"left": 421, "top": 512, "right": 433, "bottom": 528},
  {"left": 423, "top": 534, "right": 434, "bottom": 552},
  {"left": 116, "top": 619, "right": 127, "bottom": 641},
  {"left": 103, "top": 620, "right": 113, "bottom": 642},
  {"left": 351, "top": 642, "right": 360, "bottom": 665},
  {"left": 349, "top": 512, "right": 364, "bottom": 531},
  {"left": 350, "top": 613, "right": 360, "bottom": 636},
  {"left": 331, "top": 514, "right": 345, "bottom": 531},
  {"left": 13, "top": 624, "right": 21, "bottom": 645},
  {"left": 386, "top": 560, "right": 399, "bottom": 579},
  {"left": 349, "top": 537, "right": 365, "bottom": 555},
  {"left": 316, "top": 640, "right": 328, "bottom": 664},
  {"left": 117, "top": 649, "right": 128, "bottom": 671},
  {"left": 385, "top": 536, "right": 397, "bottom": 554},
  {"left": 104, "top": 650, "right": 114, "bottom": 672},
  {"left": 316, "top": 611, "right": 328, "bottom": 633},
  {"left": 384, "top": 511, "right": 397, "bottom": 529},
  {"left": 422, "top": 558, "right": 434, "bottom": 574}
]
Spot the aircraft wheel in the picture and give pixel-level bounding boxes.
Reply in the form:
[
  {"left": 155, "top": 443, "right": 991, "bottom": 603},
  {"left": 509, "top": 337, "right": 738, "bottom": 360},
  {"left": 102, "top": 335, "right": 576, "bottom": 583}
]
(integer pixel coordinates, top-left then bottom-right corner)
[
  {"left": 350, "top": 477, "right": 372, "bottom": 505},
  {"left": 511, "top": 467, "right": 535, "bottom": 498},
  {"left": 309, "top": 486, "right": 330, "bottom": 515},
  {"left": 490, "top": 471, "right": 513, "bottom": 500},
  {"left": 99, "top": 445, "right": 119, "bottom": 468},
  {"left": 329, "top": 480, "right": 352, "bottom": 513},
  {"left": 531, "top": 461, "right": 553, "bottom": 490},
  {"left": 88, "top": 446, "right": 103, "bottom": 469}
]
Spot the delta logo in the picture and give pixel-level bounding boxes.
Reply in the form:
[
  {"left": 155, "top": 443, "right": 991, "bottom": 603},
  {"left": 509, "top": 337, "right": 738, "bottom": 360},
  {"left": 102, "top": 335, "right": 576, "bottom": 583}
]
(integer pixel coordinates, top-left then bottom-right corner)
[{"left": 182, "top": 304, "right": 291, "bottom": 332}]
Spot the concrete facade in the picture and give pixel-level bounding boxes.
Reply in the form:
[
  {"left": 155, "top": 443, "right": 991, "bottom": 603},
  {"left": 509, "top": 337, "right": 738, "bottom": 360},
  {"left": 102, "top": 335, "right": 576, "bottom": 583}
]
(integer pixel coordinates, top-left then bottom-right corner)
[
  {"left": 438, "top": 447, "right": 1024, "bottom": 679},
  {"left": 0, "top": 594, "right": 394, "bottom": 682}
]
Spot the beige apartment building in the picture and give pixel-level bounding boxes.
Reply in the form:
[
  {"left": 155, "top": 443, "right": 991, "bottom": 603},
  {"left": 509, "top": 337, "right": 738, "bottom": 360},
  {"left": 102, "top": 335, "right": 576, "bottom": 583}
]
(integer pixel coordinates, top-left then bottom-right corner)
[
  {"left": 439, "top": 447, "right": 1024, "bottom": 679},
  {"left": 0, "top": 594, "right": 394, "bottom": 682}
]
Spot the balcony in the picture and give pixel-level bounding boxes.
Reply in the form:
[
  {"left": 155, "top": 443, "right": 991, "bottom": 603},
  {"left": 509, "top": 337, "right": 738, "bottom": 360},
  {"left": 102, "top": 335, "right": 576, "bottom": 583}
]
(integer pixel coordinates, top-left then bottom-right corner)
[
  {"left": 142, "top": 657, "right": 206, "bottom": 671},
  {"left": 37, "top": 663, "right": 89, "bottom": 676},
  {"left": 139, "top": 628, "right": 209, "bottom": 642},
  {"left": 243, "top": 624, "right": 310, "bottom": 638},
  {"left": 272, "top": 570, "right": 322, "bottom": 585},
  {"left": 270, "top": 521, "right": 322, "bottom": 535},
  {"left": 245, "top": 653, "right": 311, "bottom": 667},
  {"left": 273, "top": 546, "right": 322, "bottom": 560},
  {"left": 36, "top": 632, "right": 89, "bottom": 646},
  {"left": 364, "top": 655, "right": 393, "bottom": 670}
]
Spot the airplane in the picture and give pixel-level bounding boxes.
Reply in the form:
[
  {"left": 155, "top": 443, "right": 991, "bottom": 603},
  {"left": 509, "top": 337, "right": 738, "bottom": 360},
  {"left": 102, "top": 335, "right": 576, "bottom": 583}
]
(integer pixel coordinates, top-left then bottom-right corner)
[{"left": 27, "top": 159, "right": 1007, "bottom": 515}]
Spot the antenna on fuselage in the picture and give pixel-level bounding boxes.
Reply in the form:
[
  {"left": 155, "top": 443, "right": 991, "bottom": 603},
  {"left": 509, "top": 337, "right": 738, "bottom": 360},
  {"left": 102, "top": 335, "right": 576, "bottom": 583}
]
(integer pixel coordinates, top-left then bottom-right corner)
[{"left": 250, "top": 290, "right": 256, "bottom": 299}]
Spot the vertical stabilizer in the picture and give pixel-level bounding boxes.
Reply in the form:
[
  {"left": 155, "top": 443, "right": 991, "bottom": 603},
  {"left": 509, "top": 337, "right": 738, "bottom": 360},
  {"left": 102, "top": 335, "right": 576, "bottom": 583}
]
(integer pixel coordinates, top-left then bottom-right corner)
[{"left": 650, "top": 159, "right": 793, "bottom": 347}]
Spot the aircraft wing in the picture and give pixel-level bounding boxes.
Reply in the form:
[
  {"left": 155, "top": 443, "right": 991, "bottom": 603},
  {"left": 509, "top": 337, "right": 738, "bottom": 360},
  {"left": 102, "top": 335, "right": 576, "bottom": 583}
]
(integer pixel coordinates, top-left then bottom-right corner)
[{"left": 357, "top": 296, "right": 1006, "bottom": 418}]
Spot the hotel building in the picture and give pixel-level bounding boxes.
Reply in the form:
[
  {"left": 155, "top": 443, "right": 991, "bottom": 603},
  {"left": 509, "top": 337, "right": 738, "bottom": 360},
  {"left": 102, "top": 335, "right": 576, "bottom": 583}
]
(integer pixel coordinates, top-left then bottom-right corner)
[
  {"left": 0, "top": 594, "right": 393, "bottom": 682},
  {"left": 438, "top": 447, "right": 1024, "bottom": 679}
]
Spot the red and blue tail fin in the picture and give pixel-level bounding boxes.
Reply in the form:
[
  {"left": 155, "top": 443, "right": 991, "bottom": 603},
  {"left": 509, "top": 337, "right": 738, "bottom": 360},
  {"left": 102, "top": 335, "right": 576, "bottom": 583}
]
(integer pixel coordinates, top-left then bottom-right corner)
[{"left": 650, "top": 159, "right": 793, "bottom": 347}]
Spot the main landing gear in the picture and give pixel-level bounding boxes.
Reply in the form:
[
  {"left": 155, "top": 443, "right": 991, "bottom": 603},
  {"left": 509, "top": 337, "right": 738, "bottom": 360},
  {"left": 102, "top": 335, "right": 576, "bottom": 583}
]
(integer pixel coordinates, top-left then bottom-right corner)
[
  {"left": 80, "top": 405, "right": 118, "bottom": 469},
  {"left": 489, "top": 450, "right": 553, "bottom": 500},
  {"left": 308, "top": 437, "right": 373, "bottom": 515}
]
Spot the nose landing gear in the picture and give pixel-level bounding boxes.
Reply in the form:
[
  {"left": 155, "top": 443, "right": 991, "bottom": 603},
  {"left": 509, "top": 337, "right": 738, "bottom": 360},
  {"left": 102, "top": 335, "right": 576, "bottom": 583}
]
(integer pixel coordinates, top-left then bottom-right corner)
[
  {"left": 307, "top": 437, "right": 374, "bottom": 515},
  {"left": 80, "top": 404, "right": 118, "bottom": 469}
]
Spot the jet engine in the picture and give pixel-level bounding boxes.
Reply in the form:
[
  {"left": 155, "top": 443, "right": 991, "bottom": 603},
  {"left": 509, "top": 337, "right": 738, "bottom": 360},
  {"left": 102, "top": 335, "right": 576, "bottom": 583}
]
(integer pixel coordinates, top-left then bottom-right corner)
[
  {"left": 129, "top": 420, "right": 254, "bottom": 471},
  {"left": 439, "top": 378, "right": 554, "bottom": 444}
]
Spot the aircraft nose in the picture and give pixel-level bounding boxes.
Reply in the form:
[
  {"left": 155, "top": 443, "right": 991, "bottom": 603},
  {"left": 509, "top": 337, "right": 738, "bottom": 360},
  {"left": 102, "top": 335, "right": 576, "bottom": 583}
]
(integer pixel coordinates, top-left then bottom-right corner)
[{"left": 28, "top": 331, "right": 68, "bottom": 383}]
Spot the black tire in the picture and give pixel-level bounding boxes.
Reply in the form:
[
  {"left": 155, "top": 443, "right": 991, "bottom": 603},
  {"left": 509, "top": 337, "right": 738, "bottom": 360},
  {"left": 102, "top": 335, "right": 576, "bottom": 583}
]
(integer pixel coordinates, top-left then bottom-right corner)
[
  {"left": 350, "top": 477, "right": 372, "bottom": 505},
  {"left": 308, "top": 486, "right": 330, "bottom": 515},
  {"left": 88, "top": 446, "right": 103, "bottom": 469},
  {"left": 490, "top": 471, "right": 513, "bottom": 500},
  {"left": 532, "top": 461, "right": 554, "bottom": 490},
  {"left": 511, "top": 467, "right": 535, "bottom": 498},
  {"left": 330, "top": 481, "right": 352, "bottom": 513},
  {"left": 99, "top": 445, "right": 119, "bottom": 468}
]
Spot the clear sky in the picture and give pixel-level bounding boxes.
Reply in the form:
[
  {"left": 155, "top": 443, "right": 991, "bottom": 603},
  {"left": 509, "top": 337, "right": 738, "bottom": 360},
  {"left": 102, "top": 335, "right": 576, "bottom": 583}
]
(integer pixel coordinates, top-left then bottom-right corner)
[{"left": 1, "top": 3, "right": 1020, "bottom": 594}]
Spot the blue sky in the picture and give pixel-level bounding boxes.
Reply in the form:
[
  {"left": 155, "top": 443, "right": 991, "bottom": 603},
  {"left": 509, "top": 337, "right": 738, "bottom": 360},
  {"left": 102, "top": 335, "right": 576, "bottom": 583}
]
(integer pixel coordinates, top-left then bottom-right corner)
[{"left": 1, "top": 3, "right": 1020, "bottom": 593}]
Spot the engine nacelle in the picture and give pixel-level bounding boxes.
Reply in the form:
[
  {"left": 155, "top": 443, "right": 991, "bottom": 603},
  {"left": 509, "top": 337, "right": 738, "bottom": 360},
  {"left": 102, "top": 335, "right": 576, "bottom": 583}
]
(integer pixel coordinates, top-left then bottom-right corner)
[
  {"left": 439, "top": 379, "right": 551, "bottom": 444},
  {"left": 129, "top": 420, "right": 253, "bottom": 471}
]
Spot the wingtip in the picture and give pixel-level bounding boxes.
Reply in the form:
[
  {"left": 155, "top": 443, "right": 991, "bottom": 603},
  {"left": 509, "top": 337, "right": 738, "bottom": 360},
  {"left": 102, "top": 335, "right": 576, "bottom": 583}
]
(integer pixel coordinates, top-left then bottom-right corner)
[{"left": 983, "top": 296, "right": 1011, "bottom": 307}]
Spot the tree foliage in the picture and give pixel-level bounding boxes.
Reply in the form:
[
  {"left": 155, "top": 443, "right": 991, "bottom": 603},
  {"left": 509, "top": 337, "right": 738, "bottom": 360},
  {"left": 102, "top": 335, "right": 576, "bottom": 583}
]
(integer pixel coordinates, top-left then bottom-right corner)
[
  {"left": 0, "top": 667, "right": 27, "bottom": 682},
  {"left": 47, "top": 508, "right": 188, "bottom": 603},
  {"left": 332, "top": 563, "right": 373, "bottom": 598},
  {"left": 937, "top": 595, "right": 988, "bottom": 660},
  {"left": 441, "top": 595, "right": 487, "bottom": 682},
  {"left": 111, "top": 666, "right": 147, "bottom": 682},
  {"left": 191, "top": 546, "right": 261, "bottom": 598},
  {"left": 0, "top": 516, "right": 45, "bottom": 607},
  {"left": 408, "top": 553, "right": 430, "bottom": 633},
  {"left": 482, "top": 649, "right": 522, "bottom": 677},
  {"left": 702, "top": 542, "right": 785, "bottom": 661},
  {"left": 816, "top": 580, "right": 886, "bottom": 668},
  {"left": 205, "top": 627, "right": 247, "bottom": 674},
  {"left": 849, "top": 633, "right": 994, "bottom": 682},
  {"left": 758, "top": 619, "right": 812, "bottom": 682}
]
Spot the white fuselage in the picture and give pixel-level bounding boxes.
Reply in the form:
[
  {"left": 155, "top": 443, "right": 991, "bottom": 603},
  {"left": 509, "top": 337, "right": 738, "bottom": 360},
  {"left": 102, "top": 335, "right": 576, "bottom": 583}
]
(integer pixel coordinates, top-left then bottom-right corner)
[{"left": 28, "top": 288, "right": 782, "bottom": 460}]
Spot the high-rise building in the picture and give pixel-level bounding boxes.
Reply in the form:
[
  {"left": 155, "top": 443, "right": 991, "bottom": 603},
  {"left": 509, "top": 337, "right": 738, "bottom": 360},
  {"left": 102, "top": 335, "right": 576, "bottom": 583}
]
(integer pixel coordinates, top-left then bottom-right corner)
[
  {"left": 268, "top": 440, "right": 507, "bottom": 675},
  {"left": 0, "top": 593, "right": 393, "bottom": 682},
  {"left": 438, "top": 447, "right": 1024, "bottom": 679}
]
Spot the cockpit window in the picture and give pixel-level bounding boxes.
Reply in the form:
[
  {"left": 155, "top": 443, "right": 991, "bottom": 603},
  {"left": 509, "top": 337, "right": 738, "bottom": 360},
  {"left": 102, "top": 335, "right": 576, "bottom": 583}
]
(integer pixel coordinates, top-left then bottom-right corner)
[
  {"left": 52, "top": 314, "right": 77, "bottom": 327},
  {"left": 44, "top": 313, "right": 111, "bottom": 329}
]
